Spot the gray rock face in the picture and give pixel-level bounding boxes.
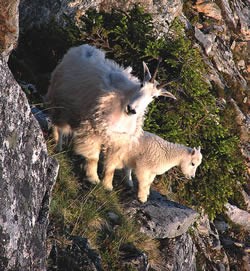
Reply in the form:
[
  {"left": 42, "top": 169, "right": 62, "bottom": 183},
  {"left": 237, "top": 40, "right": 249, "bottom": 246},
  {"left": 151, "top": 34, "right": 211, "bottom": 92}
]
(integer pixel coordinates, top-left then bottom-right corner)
[
  {"left": 209, "top": 39, "right": 247, "bottom": 89},
  {"left": 125, "top": 191, "right": 198, "bottom": 239},
  {"left": 189, "top": 0, "right": 249, "bottom": 93},
  {"left": 150, "top": 233, "right": 196, "bottom": 271},
  {"left": 119, "top": 243, "right": 149, "bottom": 271},
  {"left": 0, "top": 56, "right": 59, "bottom": 270},
  {"left": 173, "top": 233, "right": 197, "bottom": 271},
  {"left": 194, "top": 215, "right": 230, "bottom": 271},
  {"left": 149, "top": 0, "right": 183, "bottom": 35},
  {"left": 19, "top": 0, "right": 182, "bottom": 33},
  {"left": 225, "top": 203, "right": 250, "bottom": 231},
  {"left": 193, "top": 24, "right": 247, "bottom": 90},
  {"left": 48, "top": 236, "right": 103, "bottom": 271},
  {"left": 19, "top": 0, "right": 102, "bottom": 30}
]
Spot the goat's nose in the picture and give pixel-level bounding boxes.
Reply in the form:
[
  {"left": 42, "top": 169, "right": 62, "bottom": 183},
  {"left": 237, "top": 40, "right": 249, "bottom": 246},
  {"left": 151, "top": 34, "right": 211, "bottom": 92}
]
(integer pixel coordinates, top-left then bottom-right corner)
[{"left": 126, "top": 105, "right": 136, "bottom": 115}]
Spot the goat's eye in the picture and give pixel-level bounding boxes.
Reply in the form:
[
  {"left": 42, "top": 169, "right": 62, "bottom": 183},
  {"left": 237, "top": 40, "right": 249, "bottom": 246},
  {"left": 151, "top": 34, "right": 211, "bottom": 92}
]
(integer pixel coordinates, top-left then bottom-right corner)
[
  {"left": 126, "top": 105, "right": 136, "bottom": 115},
  {"left": 191, "top": 162, "right": 195, "bottom": 166}
]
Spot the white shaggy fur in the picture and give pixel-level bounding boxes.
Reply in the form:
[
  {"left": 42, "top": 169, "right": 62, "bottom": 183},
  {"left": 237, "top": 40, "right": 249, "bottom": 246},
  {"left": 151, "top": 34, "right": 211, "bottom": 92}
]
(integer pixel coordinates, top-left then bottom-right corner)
[
  {"left": 46, "top": 44, "right": 176, "bottom": 184},
  {"left": 102, "top": 131, "right": 202, "bottom": 203}
]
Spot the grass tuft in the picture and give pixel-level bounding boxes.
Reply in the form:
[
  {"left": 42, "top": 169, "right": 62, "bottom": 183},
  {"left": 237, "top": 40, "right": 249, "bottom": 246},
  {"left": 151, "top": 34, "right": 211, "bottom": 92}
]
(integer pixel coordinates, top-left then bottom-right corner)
[{"left": 47, "top": 139, "right": 151, "bottom": 269}]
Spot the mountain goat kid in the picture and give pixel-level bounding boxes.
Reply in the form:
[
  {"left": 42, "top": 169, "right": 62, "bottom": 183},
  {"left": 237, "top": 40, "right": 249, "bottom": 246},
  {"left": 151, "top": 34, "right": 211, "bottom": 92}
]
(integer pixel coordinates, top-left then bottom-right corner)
[
  {"left": 102, "top": 131, "right": 202, "bottom": 203},
  {"left": 46, "top": 44, "right": 176, "bottom": 184}
]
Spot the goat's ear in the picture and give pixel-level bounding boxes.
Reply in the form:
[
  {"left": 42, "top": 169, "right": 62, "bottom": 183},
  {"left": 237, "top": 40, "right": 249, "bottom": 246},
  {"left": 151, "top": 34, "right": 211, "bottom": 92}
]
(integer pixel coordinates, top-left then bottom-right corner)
[
  {"left": 192, "top": 146, "right": 201, "bottom": 155},
  {"left": 124, "top": 66, "right": 133, "bottom": 74},
  {"left": 142, "top": 62, "right": 151, "bottom": 84}
]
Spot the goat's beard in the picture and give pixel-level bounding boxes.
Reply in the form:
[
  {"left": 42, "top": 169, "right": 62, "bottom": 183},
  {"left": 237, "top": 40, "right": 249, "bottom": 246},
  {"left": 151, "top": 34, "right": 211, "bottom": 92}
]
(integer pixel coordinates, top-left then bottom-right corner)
[
  {"left": 108, "top": 111, "right": 138, "bottom": 135},
  {"left": 92, "top": 91, "right": 144, "bottom": 142}
]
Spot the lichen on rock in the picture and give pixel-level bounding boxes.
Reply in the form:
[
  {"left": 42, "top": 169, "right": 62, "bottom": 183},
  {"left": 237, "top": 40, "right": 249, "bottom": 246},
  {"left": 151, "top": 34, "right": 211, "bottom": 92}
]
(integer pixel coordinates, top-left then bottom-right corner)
[{"left": 0, "top": 56, "right": 59, "bottom": 270}]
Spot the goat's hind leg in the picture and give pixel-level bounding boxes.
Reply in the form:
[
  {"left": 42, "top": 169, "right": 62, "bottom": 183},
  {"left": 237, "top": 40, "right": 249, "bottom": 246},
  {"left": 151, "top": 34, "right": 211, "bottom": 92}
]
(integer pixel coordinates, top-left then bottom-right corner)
[{"left": 53, "top": 124, "right": 72, "bottom": 152}]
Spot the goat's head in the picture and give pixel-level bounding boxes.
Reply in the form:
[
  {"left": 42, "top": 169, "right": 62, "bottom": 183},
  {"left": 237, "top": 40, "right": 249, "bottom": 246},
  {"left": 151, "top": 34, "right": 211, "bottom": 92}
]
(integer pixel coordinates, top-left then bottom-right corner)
[
  {"left": 125, "top": 61, "right": 176, "bottom": 116},
  {"left": 180, "top": 147, "right": 202, "bottom": 179}
]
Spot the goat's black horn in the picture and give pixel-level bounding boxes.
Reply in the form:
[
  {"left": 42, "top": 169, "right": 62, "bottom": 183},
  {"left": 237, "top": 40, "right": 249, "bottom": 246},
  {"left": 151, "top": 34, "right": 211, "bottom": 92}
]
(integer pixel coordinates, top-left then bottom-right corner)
[
  {"left": 157, "top": 78, "right": 180, "bottom": 89},
  {"left": 157, "top": 82, "right": 170, "bottom": 89},
  {"left": 150, "top": 57, "right": 162, "bottom": 83}
]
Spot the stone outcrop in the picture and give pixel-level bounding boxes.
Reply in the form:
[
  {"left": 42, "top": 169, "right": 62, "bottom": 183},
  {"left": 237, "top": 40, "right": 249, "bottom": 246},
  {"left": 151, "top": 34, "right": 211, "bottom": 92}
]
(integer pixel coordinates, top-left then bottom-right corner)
[
  {"left": 151, "top": 233, "right": 197, "bottom": 271},
  {"left": 125, "top": 191, "right": 198, "bottom": 239},
  {"left": 190, "top": 0, "right": 249, "bottom": 94},
  {"left": 0, "top": 0, "right": 19, "bottom": 60},
  {"left": 193, "top": 0, "right": 222, "bottom": 21},
  {"left": 0, "top": 56, "right": 58, "bottom": 270},
  {"left": 48, "top": 236, "right": 103, "bottom": 271},
  {"left": 225, "top": 203, "right": 250, "bottom": 231},
  {"left": 19, "top": 0, "right": 182, "bottom": 33}
]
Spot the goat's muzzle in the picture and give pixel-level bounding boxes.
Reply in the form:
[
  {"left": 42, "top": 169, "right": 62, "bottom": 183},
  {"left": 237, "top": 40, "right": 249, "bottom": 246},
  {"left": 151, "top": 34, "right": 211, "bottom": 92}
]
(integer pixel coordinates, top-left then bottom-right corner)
[{"left": 126, "top": 105, "right": 136, "bottom": 115}]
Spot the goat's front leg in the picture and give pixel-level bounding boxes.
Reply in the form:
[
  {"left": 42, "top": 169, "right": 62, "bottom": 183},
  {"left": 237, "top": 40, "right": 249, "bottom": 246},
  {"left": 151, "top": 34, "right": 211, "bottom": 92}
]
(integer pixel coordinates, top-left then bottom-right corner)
[
  {"left": 102, "top": 148, "right": 120, "bottom": 191},
  {"left": 53, "top": 125, "right": 63, "bottom": 152},
  {"left": 102, "top": 163, "right": 116, "bottom": 191},
  {"left": 84, "top": 157, "right": 100, "bottom": 184},
  {"left": 74, "top": 135, "right": 101, "bottom": 184},
  {"left": 136, "top": 170, "right": 155, "bottom": 203}
]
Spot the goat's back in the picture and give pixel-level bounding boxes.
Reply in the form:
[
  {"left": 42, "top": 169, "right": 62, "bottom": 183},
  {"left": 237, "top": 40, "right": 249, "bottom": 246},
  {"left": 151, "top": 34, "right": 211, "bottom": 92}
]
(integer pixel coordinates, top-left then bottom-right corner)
[{"left": 46, "top": 45, "right": 139, "bottom": 128}]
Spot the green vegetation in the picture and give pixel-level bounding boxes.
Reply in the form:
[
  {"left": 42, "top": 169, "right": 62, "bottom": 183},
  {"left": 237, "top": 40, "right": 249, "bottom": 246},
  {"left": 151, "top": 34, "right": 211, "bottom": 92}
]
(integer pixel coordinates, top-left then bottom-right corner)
[
  {"left": 47, "top": 141, "right": 149, "bottom": 270},
  {"left": 78, "top": 6, "right": 246, "bottom": 219}
]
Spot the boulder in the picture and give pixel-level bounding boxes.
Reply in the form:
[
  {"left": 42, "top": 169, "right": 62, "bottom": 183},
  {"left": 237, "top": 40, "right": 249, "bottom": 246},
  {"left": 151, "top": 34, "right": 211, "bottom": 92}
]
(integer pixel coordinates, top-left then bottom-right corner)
[
  {"left": 151, "top": 233, "right": 197, "bottom": 271},
  {"left": 0, "top": 0, "right": 19, "bottom": 60},
  {"left": 0, "top": 56, "right": 59, "bottom": 270},
  {"left": 193, "top": 214, "right": 230, "bottom": 271},
  {"left": 194, "top": 27, "right": 216, "bottom": 55},
  {"left": 119, "top": 243, "right": 149, "bottom": 271},
  {"left": 125, "top": 191, "right": 198, "bottom": 239},
  {"left": 193, "top": 0, "right": 222, "bottom": 21},
  {"left": 48, "top": 236, "right": 103, "bottom": 271},
  {"left": 225, "top": 203, "right": 250, "bottom": 231}
]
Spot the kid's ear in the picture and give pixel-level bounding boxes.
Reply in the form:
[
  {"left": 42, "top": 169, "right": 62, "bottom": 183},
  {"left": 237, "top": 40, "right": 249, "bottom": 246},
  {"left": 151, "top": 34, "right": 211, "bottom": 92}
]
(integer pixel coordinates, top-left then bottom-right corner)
[{"left": 192, "top": 146, "right": 201, "bottom": 155}]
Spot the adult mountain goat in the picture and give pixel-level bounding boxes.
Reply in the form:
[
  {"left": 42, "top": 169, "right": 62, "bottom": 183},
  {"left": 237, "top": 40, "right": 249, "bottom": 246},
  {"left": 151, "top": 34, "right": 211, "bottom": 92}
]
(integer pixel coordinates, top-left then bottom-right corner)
[
  {"left": 46, "top": 44, "right": 176, "bottom": 184},
  {"left": 102, "top": 131, "right": 202, "bottom": 203}
]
